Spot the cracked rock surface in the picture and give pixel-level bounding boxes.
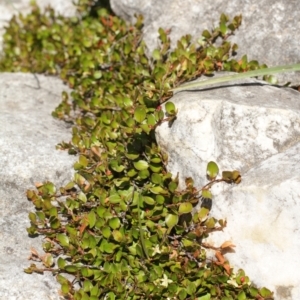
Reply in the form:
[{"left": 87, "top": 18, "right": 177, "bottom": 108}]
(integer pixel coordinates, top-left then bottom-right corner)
[
  {"left": 155, "top": 76, "right": 300, "bottom": 300},
  {"left": 0, "top": 73, "right": 76, "bottom": 300}
]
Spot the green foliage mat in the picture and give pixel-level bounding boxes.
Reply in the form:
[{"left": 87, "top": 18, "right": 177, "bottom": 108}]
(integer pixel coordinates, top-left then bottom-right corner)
[{"left": 0, "top": 1, "right": 274, "bottom": 299}]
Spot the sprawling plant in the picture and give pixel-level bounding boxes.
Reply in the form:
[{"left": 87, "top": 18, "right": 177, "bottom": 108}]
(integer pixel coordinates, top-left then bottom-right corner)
[{"left": 0, "top": 1, "right": 275, "bottom": 299}]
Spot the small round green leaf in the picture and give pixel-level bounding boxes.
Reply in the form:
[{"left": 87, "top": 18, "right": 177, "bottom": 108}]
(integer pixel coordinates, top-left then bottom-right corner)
[
  {"left": 197, "top": 294, "right": 211, "bottom": 300},
  {"left": 127, "top": 168, "right": 137, "bottom": 177},
  {"left": 50, "top": 218, "right": 61, "bottom": 229},
  {"left": 138, "top": 169, "right": 150, "bottom": 179},
  {"left": 198, "top": 207, "right": 209, "bottom": 221},
  {"left": 165, "top": 101, "right": 176, "bottom": 115},
  {"left": 103, "top": 242, "right": 115, "bottom": 254},
  {"left": 28, "top": 212, "right": 36, "bottom": 223},
  {"left": 201, "top": 189, "right": 212, "bottom": 199},
  {"left": 102, "top": 226, "right": 111, "bottom": 239},
  {"left": 152, "top": 49, "right": 161, "bottom": 60},
  {"left": 237, "top": 291, "right": 246, "bottom": 300},
  {"left": 109, "top": 217, "right": 121, "bottom": 229},
  {"left": 232, "top": 170, "right": 242, "bottom": 184},
  {"left": 125, "top": 152, "right": 140, "bottom": 160},
  {"left": 149, "top": 186, "right": 169, "bottom": 195},
  {"left": 178, "top": 202, "right": 193, "bottom": 214},
  {"left": 112, "top": 230, "right": 123, "bottom": 242},
  {"left": 56, "top": 234, "right": 70, "bottom": 247},
  {"left": 205, "top": 217, "right": 216, "bottom": 228},
  {"left": 134, "top": 106, "right": 146, "bottom": 123},
  {"left": 43, "top": 253, "right": 54, "bottom": 268},
  {"left": 149, "top": 163, "right": 162, "bottom": 173},
  {"left": 65, "top": 265, "right": 78, "bottom": 273},
  {"left": 110, "top": 160, "right": 125, "bottom": 172},
  {"left": 133, "top": 160, "right": 149, "bottom": 171},
  {"left": 57, "top": 257, "right": 66, "bottom": 269},
  {"left": 64, "top": 181, "right": 75, "bottom": 190},
  {"left": 150, "top": 157, "right": 161, "bottom": 163},
  {"left": 88, "top": 211, "right": 96, "bottom": 228},
  {"left": 168, "top": 181, "right": 178, "bottom": 193},
  {"left": 93, "top": 70, "right": 102, "bottom": 79},
  {"left": 222, "top": 171, "right": 233, "bottom": 181},
  {"left": 206, "top": 161, "right": 219, "bottom": 180},
  {"left": 143, "top": 196, "right": 155, "bottom": 205},
  {"left": 151, "top": 173, "right": 162, "bottom": 184},
  {"left": 186, "top": 282, "right": 196, "bottom": 295},
  {"left": 109, "top": 194, "right": 121, "bottom": 204},
  {"left": 165, "top": 214, "right": 179, "bottom": 228},
  {"left": 260, "top": 287, "right": 273, "bottom": 298},
  {"left": 61, "top": 283, "right": 70, "bottom": 295},
  {"left": 178, "top": 289, "right": 187, "bottom": 300},
  {"left": 156, "top": 195, "right": 165, "bottom": 204},
  {"left": 78, "top": 191, "right": 87, "bottom": 203}
]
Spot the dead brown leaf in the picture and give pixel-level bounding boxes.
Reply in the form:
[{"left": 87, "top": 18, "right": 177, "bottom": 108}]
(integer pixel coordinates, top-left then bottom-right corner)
[{"left": 220, "top": 240, "right": 236, "bottom": 249}]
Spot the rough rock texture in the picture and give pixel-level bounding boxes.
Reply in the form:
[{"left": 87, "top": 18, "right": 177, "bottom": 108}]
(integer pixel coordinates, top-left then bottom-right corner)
[
  {"left": 110, "top": 0, "right": 300, "bottom": 86},
  {"left": 155, "top": 76, "right": 300, "bottom": 300},
  {"left": 0, "top": 73, "right": 76, "bottom": 300},
  {"left": 0, "top": 0, "right": 76, "bottom": 51}
]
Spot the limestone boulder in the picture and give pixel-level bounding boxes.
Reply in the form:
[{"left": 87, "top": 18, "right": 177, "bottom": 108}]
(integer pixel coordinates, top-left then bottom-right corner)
[
  {"left": 0, "top": 73, "right": 76, "bottom": 300},
  {"left": 155, "top": 76, "right": 300, "bottom": 300},
  {"left": 110, "top": 0, "right": 300, "bottom": 86}
]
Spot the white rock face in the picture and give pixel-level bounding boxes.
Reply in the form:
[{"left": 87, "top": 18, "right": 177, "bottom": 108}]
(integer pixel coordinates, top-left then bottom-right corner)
[
  {"left": 155, "top": 76, "right": 300, "bottom": 300},
  {"left": 0, "top": 73, "right": 76, "bottom": 300}
]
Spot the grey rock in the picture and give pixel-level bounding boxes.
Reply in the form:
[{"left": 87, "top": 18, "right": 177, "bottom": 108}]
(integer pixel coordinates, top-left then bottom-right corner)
[
  {"left": 155, "top": 75, "right": 300, "bottom": 300},
  {"left": 110, "top": 0, "right": 300, "bottom": 86},
  {"left": 0, "top": 73, "right": 76, "bottom": 300}
]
